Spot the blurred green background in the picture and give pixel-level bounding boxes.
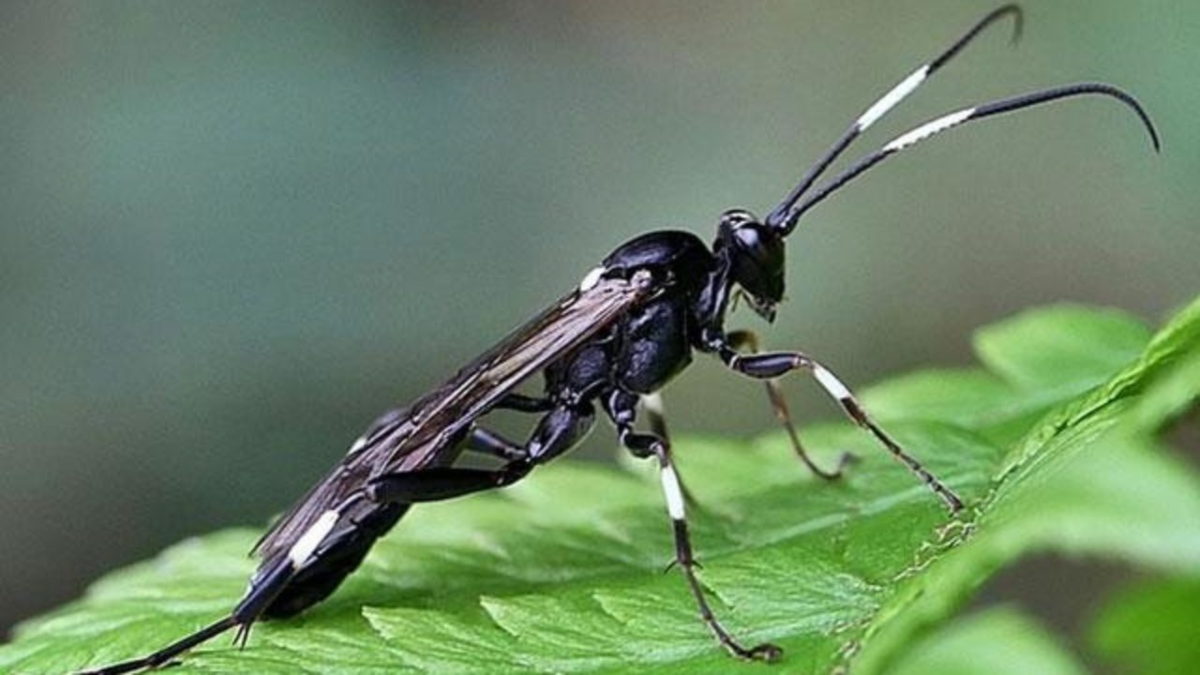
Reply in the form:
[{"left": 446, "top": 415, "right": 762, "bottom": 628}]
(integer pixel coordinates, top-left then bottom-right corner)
[{"left": 0, "top": 0, "right": 1195, "bottom": 651}]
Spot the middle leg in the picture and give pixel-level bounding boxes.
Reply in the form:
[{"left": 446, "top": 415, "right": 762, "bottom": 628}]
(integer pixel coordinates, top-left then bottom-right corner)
[{"left": 603, "top": 389, "right": 782, "bottom": 662}]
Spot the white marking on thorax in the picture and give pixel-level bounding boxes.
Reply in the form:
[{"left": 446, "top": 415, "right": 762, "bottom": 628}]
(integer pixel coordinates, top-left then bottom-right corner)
[
  {"left": 287, "top": 509, "right": 340, "bottom": 567},
  {"left": 884, "top": 107, "right": 975, "bottom": 152},
  {"left": 660, "top": 463, "right": 686, "bottom": 520},
  {"left": 812, "top": 364, "right": 852, "bottom": 401},
  {"left": 856, "top": 65, "right": 930, "bottom": 130},
  {"left": 579, "top": 266, "right": 605, "bottom": 291},
  {"left": 641, "top": 393, "right": 664, "bottom": 416}
]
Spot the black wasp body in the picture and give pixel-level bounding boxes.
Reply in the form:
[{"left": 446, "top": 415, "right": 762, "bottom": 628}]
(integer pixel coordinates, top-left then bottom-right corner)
[{"left": 81, "top": 6, "right": 1159, "bottom": 673}]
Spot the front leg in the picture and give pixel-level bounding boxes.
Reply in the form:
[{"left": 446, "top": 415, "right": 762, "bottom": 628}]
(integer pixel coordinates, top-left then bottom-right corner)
[
  {"left": 711, "top": 334, "right": 964, "bottom": 514},
  {"left": 726, "top": 329, "right": 853, "bottom": 480}
]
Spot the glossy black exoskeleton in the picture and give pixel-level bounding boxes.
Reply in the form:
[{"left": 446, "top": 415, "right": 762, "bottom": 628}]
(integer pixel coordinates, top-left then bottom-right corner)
[{"left": 80, "top": 6, "right": 1159, "bottom": 673}]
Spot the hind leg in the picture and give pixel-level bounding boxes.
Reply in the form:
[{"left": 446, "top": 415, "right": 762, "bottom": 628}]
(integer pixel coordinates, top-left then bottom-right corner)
[{"left": 367, "top": 403, "right": 595, "bottom": 504}]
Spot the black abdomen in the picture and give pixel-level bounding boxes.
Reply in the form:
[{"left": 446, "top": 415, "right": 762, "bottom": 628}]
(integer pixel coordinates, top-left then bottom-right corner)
[{"left": 262, "top": 502, "right": 410, "bottom": 619}]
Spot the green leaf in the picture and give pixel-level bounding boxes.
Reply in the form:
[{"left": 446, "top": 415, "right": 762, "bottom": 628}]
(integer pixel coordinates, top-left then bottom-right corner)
[
  {"left": 853, "top": 297, "right": 1200, "bottom": 674},
  {"left": 4, "top": 298, "right": 1199, "bottom": 675},
  {"left": 1088, "top": 576, "right": 1200, "bottom": 675},
  {"left": 889, "top": 607, "right": 1090, "bottom": 675},
  {"left": 973, "top": 304, "right": 1151, "bottom": 393}
]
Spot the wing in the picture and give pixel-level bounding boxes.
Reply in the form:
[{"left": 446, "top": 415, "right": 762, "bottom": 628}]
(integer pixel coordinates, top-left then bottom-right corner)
[{"left": 253, "top": 270, "right": 657, "bottom": 561}]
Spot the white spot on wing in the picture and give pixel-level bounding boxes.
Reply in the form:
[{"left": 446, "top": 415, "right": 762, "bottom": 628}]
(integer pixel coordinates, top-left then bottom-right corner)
[
  {"left": 288, "top": 509, "right": 339, "bottom": 567},
  {"left": 579, "top": 266, "right": 605, "bottom": 291},
  {"left": 884, "top": 108, "right": 975, "bottom": 152},
  {"left": 857, "top": 65, "right": 930, "bottom": 130},
  {"left": 660, "top": 464, "right": 686, "bottom": 520},
  {"left": 346, "top": 435, "right": 368, "bottom": 456}
]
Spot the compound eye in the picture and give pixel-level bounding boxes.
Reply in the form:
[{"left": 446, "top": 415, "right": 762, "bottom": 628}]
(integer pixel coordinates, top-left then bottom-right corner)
[
  {"left": 732, "top": 222, "right": 777, "bottom": 263},
  {"left": 729, "top": 221, "right": 785, "bottom": 303}
]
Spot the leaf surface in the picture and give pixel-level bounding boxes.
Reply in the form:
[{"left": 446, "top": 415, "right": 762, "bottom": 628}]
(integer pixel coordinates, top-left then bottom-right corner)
[{"left": 4, "top": 300, "right": 1199, "bottom": 674}]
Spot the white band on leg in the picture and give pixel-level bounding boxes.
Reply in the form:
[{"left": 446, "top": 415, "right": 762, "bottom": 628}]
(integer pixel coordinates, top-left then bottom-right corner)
[{"left": 660, "top": 463, "right": 686, "bottom": 520}]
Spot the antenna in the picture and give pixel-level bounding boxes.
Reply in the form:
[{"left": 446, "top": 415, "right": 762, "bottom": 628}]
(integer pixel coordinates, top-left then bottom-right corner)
[
  {"left": 764, "top": 5, "right": 1023, "bottom": 231},
  {"left": 775, "top": 83, "right": 1159, "bottom": 230}
]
